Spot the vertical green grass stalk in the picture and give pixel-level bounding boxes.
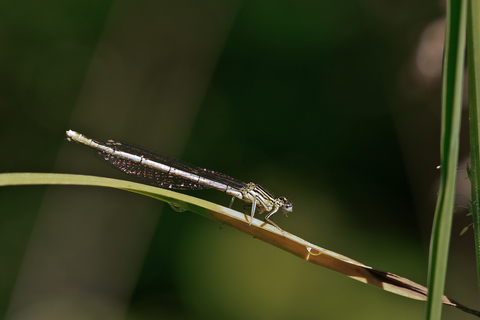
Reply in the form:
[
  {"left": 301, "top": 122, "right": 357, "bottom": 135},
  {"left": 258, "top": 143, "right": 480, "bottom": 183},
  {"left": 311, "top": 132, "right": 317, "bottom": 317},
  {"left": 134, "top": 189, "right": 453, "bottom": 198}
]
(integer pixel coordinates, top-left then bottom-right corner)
[
  {"left": 425, "top": 0, "right": 467, "bottom": 319},
  {"left": 468, "top": 0, "right": 480, "bottom": 298}
]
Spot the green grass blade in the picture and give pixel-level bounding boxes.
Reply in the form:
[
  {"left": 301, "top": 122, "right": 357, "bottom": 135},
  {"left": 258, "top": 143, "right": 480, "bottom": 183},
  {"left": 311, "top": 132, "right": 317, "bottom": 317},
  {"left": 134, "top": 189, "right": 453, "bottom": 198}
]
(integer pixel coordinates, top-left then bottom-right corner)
[
  {"left": 2, "top": 172, "right": 480, "bottom": 316},
  {"left": 0, "top": 172, "right": 224, "bottom": 220},
  {"left": 468, "top": 0, "right": 480, "bottom": 297},
  {"left": 425, "top": 0, "right": 467, "bottom": 319}
]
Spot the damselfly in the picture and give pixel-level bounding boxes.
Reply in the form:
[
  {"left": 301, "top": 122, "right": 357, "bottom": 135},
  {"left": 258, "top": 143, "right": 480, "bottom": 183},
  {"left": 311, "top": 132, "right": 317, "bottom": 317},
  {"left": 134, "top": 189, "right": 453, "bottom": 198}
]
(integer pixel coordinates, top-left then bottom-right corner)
[{"left": 66, "top": 130, "right": 292, "bottom": 231}]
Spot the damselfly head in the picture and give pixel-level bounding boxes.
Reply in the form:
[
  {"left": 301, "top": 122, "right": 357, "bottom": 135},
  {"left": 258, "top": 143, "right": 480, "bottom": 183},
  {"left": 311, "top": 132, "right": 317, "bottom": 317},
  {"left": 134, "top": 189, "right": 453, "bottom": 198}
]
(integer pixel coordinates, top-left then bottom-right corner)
[{"left": 278, "top": 196, "right": 293, "bottom": 215}]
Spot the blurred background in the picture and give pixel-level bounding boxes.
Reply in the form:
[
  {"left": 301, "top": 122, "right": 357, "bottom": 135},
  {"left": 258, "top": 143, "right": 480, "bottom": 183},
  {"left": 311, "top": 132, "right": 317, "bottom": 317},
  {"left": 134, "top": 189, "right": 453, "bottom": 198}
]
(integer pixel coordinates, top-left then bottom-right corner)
[{"left": 0, "top": 0, "right": 477, "bottom": 319}]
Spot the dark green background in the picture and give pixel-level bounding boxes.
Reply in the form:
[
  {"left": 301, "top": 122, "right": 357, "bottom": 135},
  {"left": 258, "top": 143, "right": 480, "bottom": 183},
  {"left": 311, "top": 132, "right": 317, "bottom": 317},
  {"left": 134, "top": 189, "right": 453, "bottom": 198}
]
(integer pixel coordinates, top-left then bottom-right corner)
[{"left": 0, "top": 1, "right": 477, "bottom": 319}]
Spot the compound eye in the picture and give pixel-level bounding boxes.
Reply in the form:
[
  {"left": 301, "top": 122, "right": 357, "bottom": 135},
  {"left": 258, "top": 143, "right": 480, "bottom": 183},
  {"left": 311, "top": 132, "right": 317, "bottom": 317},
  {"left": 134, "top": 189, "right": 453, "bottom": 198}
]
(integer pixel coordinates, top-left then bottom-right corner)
[
  {"left": 279, "top": 196, "right": 293, "bottom": 212},
  {"left": 283, "top": 202, "right": 293, "bottom": 212}
]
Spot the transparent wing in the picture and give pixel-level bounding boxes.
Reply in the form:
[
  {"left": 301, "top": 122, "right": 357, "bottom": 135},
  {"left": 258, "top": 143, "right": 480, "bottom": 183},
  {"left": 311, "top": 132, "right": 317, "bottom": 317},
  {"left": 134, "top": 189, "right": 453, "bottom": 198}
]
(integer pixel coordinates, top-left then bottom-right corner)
[{"left": 95, "top": 140, "right": 247, "bottom": 190}]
